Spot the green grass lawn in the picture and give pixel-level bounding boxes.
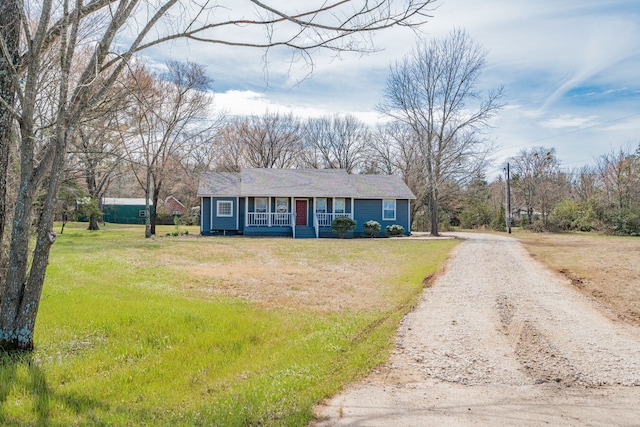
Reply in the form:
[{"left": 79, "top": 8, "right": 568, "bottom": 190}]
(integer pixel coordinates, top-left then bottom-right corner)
[{"left": 0, "top": 223, "right": 457, "bottom": 426}]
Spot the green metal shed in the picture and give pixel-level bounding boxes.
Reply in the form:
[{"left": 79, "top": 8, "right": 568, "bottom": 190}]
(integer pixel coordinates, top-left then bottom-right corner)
[{"left": 102, "top": 198, "right": 152, "bottom": 224}]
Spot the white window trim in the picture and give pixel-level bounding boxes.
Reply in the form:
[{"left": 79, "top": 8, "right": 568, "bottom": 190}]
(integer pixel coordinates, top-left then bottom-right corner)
[
  {"left": 255, "top": 197, "right": 268, "bottom": 213},
  {"left": 382, "top": 199, "right": 396, "bottom": 221},
  {"left": 334, "top": 197, "right": 346, "bottom": 214},
  {"left": 275, "top": 197, "right": 289, "bottom": 213},
  {"left": 316, "top": 197, "right": 327, "bottom": 213},
  {"left": 217, "top": 200, "right": 233, "bottom": 217}
]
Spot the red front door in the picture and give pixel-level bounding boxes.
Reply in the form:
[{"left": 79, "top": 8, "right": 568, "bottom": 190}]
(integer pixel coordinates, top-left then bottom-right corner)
[{"left": 295, "top": 200, "right": 307, "bottom": 226}]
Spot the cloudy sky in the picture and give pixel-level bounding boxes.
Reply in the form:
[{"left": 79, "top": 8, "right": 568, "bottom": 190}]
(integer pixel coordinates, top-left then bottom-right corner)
[{"left": 145, "top": 0, "right": 640, "bottom": 175}]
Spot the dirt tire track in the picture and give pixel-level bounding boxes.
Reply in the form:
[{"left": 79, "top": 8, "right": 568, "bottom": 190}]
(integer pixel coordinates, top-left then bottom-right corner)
[{"left": 312, "top": 232, "right": 640, "bottom": 426}]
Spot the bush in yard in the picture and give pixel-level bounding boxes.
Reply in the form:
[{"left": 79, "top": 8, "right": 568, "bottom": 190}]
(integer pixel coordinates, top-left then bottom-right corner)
[
  {"left": 363, "top": 220, "right": 381, "bottom": 237},
  {"left": 549, "top": 200, "right": 580, "bottom": 231},
  {"left": 385, "top": 224, "right": 405, "bottom": 236},
  {"left": 331, "top": 216, "right": 356, "bottom": 238},
  {"left": 490, "top": 205, "right": 506, "bottom": 232}
]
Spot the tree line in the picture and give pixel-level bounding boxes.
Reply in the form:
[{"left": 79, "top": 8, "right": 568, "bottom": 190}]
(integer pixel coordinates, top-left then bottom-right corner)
[{"left": 427, "top": 144, "right": 639, "bottom": 236}]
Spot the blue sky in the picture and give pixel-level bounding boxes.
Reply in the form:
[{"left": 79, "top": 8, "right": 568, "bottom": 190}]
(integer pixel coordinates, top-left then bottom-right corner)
[{"left": 144, "top": 0, "right": 640, "bottom": 174}]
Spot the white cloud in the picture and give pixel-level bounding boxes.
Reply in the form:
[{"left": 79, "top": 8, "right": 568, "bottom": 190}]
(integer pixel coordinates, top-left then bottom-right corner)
[
  {"left": 215, "top": 90, "right": 384, "bottom": 125},
  {"left": 540, "top": 115, "right": 598, "bottom": 129}
]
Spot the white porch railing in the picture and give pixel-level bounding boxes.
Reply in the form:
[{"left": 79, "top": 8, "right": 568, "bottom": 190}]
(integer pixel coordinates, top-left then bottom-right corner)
[
  {"left": 247, "top": 212, "right": 292, "bottom": 227},
  {"left": 313, "top": 213, "right": 319, "bottom": 238},
  {"left": 315, "top": 212, "right": 353, "bottom": 227}
]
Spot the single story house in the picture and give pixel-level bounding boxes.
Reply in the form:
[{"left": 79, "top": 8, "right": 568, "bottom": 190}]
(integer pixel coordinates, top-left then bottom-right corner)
[
  {"left": 102, "top": 197, "right": 151, "bottom": 224},
  {"left": 197, "top": 168, "right": 416, "bottom": 238}
]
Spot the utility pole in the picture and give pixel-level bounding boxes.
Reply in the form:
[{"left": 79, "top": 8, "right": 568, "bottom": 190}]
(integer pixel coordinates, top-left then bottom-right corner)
[{"left": 505, "top": 162, "right": 512, "bottom": 234}]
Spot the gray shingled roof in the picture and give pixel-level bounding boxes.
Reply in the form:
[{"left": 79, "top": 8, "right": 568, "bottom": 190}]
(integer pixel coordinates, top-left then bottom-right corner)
[
  {"left": 197, "top": 168, "right": 416, "bottom": 199},
  {"left": 197, "top": 172, "right": 240, "bottom": 197}
]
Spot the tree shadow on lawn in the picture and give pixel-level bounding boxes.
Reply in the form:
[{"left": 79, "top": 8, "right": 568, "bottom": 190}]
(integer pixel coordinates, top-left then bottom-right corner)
[
  {"left": 1, "top": 352, "right": 52, "bottom": 425},
  {"left": 0, "top": 352, "right": 110, "bottom": 426}
]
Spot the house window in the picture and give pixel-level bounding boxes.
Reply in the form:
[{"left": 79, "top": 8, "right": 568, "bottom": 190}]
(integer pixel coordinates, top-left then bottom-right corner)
[
  {"left": 138, "top": 210, "right": 147, "bottom": 217},
  {"left": 335, "top": 198, "right": 345, "bottom": 214},
  {"left": 217, "top": 200, "right": 233, "bottom": 217},
  {"left": 275, "top": 197, "right": 288, "bottom": 213},
  {"left": 316, "top": 198, "right": 327, "bottom": 213},
  {"left": 383, "top": 199, "right": 396, "bottom": 221},
  {"left": 255, "top": 197, "right": 267, "bottom": 213}
]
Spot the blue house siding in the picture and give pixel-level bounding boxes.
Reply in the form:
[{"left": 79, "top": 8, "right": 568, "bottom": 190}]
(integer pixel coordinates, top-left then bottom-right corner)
[
  {"left": 239, "top": 198, "right": 246, "bottom": 233},
  {"left": 353, "top": 199, "right": 380, "bottom": 235},
  {"left": 211, "top": 197, "right": 238, "bottom": 231},
  {"left": 201, "top": 197, "right": 211, "bottom": 235},
  {"left": 396, "top": 199, "right": 410, "bottom": 234},
  {"left": 353, "top": 199, "right": 411, "bottom": 236},
  {"left": 244, "top": 226, "right": 291, "bottom": 237}
]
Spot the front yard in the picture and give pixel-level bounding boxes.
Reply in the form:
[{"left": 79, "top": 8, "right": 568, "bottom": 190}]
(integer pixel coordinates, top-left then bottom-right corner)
[{"left": 0, "top": 223, "right": 457, "bottom": 426}]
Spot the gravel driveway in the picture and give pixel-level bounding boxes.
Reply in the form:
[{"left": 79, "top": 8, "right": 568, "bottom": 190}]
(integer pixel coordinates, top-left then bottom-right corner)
[{"left": 312, "top": 232, "right": 640, "bottom": 426}]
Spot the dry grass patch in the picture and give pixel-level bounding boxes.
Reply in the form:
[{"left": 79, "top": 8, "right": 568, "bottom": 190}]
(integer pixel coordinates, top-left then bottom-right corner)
[
  {"left": 139, "top": 237, "right": 451, "bottom": 313},
  {"left": 514, "top": 231, "right": 640, "bottom": 326}
]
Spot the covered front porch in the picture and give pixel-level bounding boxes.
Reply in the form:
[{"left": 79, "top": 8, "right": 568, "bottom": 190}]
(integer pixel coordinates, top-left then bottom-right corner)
[{"left": 244, "top": 196, "right": 353, "bottom": 238}]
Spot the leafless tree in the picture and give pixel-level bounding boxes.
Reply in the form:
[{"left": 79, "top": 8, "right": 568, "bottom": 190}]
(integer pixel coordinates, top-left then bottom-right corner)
[
  {"left": 596, "top": 145, "right": 640, "bottom": 212},
  {"left": 370, "top": 121, "right": 426, "bottom": 227},
  {"left": 120, "top": 61, "right": 215, "bottom": 237},
  {"left": 67, "top": 61, "right": 136, "bottom": 231},
  {"left": 216, "top": 123, "right": 247, "bottom": 172},
  {"left": 176, "top": 126, "right": 225, "bottom": 213},
  {"left": 0, "top": 0, "right": 435, "bottom": 351},
  {"left": 569, "top": 165, "right": 600, "bottom": 205},
  {"left": 301, "top": 114, "right": 369, "bottom": 173},
  {"left": 379, "top": 29, "right": 504, "bottom": 236},
  {"left": 233, "top": 111, "right": 302, "bottom": 169},
  {"left": 510, "top": 147, "right": 564, "bottom": 227}
]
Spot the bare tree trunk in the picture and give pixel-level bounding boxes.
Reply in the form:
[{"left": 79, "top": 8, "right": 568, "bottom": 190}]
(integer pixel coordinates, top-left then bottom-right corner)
[
  {"left": 150, "top": 177, "right": 163, "bottom": 236},
  {"left": 145, "top": 169, "right": 153, "bottom": 238},
  {"left": 0, "top": 174, "right": 38, "bottom": 349},
  {"left": 15, "top": 133, "right": 67, "bottom": 350},
  {"left": 86, "top": 174, "right": 102, "bottom": 231},
  {"left": 88, "top": 212, "right": 100, "bottom": 231},
  {"left": 0, "top": 0, "right": 20, "bottom": 251},
  {"left": 429, "top": 187, "right": 439, "bottom": 237}
]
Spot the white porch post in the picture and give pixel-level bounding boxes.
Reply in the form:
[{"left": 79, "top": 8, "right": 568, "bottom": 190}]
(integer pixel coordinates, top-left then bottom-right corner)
[
  {"left": 210, "top": 197, "right": 214, "bottom": 230},
  {"left": 200, "top": 198, "right": 204, "bottom": 232},
  {"left": 245, "top": 196, "right": 249, "bottom": 228}
]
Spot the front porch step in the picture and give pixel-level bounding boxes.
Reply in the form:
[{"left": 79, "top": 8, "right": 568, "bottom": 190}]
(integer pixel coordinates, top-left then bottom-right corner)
[{"left": 294, "top": 226, "right": 316, "bottom": 238}]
